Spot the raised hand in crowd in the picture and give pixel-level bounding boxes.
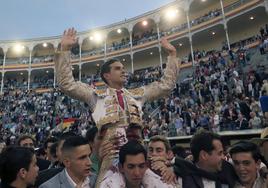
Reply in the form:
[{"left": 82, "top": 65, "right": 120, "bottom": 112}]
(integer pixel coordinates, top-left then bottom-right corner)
[{"left": 60, "top": 28, "right": 78, "bottom": 51}]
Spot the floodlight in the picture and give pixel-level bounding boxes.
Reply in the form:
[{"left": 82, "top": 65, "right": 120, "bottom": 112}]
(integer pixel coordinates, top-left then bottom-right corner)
[
  {"left": 142, "top": 20, "right": 148, "bottom": 26},
  {"left": 94, "top": 33, "right": 102, "bottom": 42},
  {"left": 166, "top": 9, "right": 178, "bottom": 20},
  {"left": 14, "top": 44, "right": 24, "bottom": 53},
  {"left": 117, "top": 29, "right": 122, "bottom": 34}
]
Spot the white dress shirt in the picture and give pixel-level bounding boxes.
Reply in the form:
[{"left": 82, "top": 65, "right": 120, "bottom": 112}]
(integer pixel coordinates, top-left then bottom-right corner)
[{"left": 65, "top": 169, "right": 90, "bottom": 188}]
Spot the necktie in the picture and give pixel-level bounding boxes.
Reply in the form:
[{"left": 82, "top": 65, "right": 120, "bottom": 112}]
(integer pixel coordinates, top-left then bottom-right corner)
[{"left": 116, "top": 90, "right": 124, "bottom": 110}]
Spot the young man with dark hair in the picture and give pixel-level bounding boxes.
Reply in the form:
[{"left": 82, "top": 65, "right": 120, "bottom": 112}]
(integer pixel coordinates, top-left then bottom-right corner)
[
  {"left": 43, "top": 137, "right": 58, "bottom": 161},
  {"left": 174, "top": 130, "right": 238, "bottom": 188},
  {"left": 126, "top": 123, "right": 143, "bottom": 142},
  {"left": 17, "top": 135, "right": 50, "bottom": 171},
  {"left": 47, "top": 142, "right": 58, "bottom": 167},
  {"left": 251, "top": 127, "right": 268, "bottom": 164},
  {"left": 229, "top": 141, "right": 268, "bottom": 188},
  {"left": 100, "top": 58, "right": 121, "bottom": 85},
  {"left": 148, "top": 135, "right": 172, "bottom": 158},
  {"left": 34, "top": 131, "right": 77, "bottom": 187},
  {"left": 190, "top": 130, "right": 223, "bottom": 168},
  {"left": 99, "top": 134, "right": 178, "bottom": 187},
  {"left": 85, "top": 127, "right": 98, "bottom": 145},
  {"left": 145, "top": 135, "right": 178, "bottom": 187},
  {"left": 100, "top": 140, "right": 148, "bottom": 188},
  {"left": 85, "top": 127, "right": 101, "bottom": 175},
  {"left": 172, "top": 145, "right": 187, "bottom": 159},
  {"left": 17, "top": 135, "right": 35, "bottom": 148},
  {"left": 40, "top": 136, "right": 95, "bottom": 188},
  {"left": 56, "top": 28, "right": 180, "bottom": 186},
  {"left": 119, "top": 140, "right": 148, "bottom": 188},
  {"left": 36, "top": 147, "right": 47, "bottom": 160},
  {"left": 55, "top": 131, "right": 77, "bottom": 165},
  {"left": 0, "top": 146, "right": 39, "bottom": 188}
]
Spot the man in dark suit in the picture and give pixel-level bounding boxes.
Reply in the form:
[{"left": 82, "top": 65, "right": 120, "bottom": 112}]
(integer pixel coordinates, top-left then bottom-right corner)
[
  {"left": 239, "top": 97, "right": 251, "bottom": 121},
  {"left": 260, "top": 89, "right": 268, "bottom": 125},
  {"left": 235, "top": 113, "right": 249, "bottom": 130},
  {"left": 39, "top": 136, "right": 96, "bottom": 188},
  {"left": 17, "top": 135, "right": 50, "bottom": 171},
  {"left": 174, "top": 130, "right": 237, "bottom": 188}
]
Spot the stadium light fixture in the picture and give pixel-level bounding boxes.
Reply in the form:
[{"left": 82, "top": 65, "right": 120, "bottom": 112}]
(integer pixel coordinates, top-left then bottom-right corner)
[
  {"left": 166, "top": 9, "right": 178, "bottom": 20},
  {"left": 94, "top": 33, "right": 102, "bottom": 42},
  {"left": 117, "top": 29, "right": 122, "bottom": 34},
  {"left": 43, "top": 43, "right": 48, "bottom": 47},
  {"left": 14, "top": 44, "right": 25, "bottom": 53},
  {"left": 142, "top": 20, "right": 148, "bottom": 26}
]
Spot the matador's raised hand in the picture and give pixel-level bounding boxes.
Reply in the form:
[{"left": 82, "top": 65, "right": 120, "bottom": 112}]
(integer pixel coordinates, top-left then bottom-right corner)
[
  {"left": 61, "top": 28, "right": 78, "bottom": 51},
  {"left": 161, "top": 37, "right": 177, "bottom": 57}
]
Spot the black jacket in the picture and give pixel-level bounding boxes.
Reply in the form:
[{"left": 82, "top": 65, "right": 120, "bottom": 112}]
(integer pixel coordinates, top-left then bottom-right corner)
[
  {"left": 173, "top": 158, "right": 238, "bottom": 188},
  {"left": 0, "top": 182, "right": 16, "bottom": 188},
  {"left": 36, "top": 158, "right": 50, "bottom": 171}
]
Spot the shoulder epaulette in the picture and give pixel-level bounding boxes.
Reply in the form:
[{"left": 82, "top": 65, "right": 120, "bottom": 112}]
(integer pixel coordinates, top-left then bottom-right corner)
[
  {"left": 128, "top": 87, "right": 145, "bottom": 97},
  {"left": 94, "top": 88, "right": 107, "bottom": 97}
]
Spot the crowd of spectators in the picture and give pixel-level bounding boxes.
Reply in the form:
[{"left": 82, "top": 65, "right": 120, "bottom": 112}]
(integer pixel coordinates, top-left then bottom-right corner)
[
  {"left": 5, "top": 57, "right": 29, "bottom": 65},
  {"left": 0, "top": 56, "right": 53, "bottom": 66},
  {"left": 190, "top": 9, "right": 221, "bottom": 27},
  {"left": 32, "top": 56, "right": 54, "bottom": 64},
  {"left": 3, "top": 78, "right": 28, "bottom": 91},
  {"left": 31, "top": 76, "right": 54, "bottom": 89},
  {"left": 1, "top": 40, "right": 267, "bottom": 147},
  {"left": 1, "top": 20, "right": 268, "bottom": 146},
  {"left": 128, "top": 66, "right": 163, "bottom": 88},
  {"left": 1, "top": 22, "right": 268, "bottom": 143},
  {"left": 81, "top": 47, "right": 105, "bottom": 57},
  {"left": 107, "top": 37, "right": 130, "bottom": 52},
  {"left": 132, "top": 29, "right": 158, "bottom": 46},
  {"left": 2, "top": 76, "right": 54, "bottom": 91},
  {"left": 143, "top": 47, "right": 268, "bottom": 138},
  {"left": 0, "top": 89, "right": 94, "bottom": 148}
]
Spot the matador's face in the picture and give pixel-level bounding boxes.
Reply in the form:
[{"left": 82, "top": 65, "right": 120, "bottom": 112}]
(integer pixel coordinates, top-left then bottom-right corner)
[{"left": 106, "top": 61, "right": 127, "bottom": 85}]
